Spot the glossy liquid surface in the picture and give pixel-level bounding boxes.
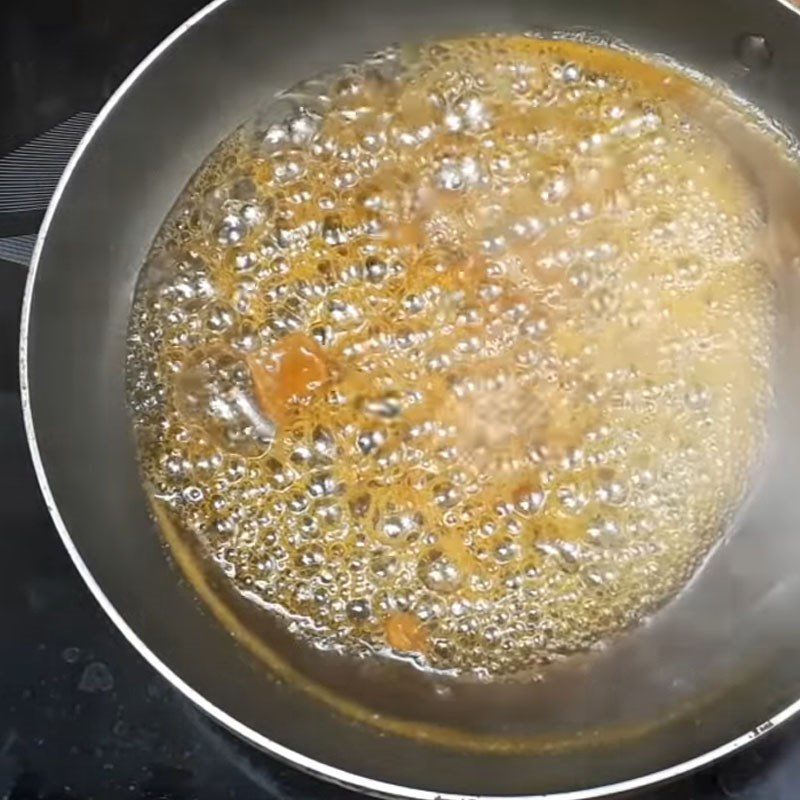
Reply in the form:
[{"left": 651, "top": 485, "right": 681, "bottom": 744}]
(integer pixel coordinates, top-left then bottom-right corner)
[{"left": 127, "top": 36, "right": 776, "bottom": 678}]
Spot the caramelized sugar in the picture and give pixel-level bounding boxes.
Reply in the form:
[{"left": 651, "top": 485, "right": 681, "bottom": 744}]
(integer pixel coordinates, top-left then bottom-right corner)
[
  {"left": 249, "top": 332, "right": 331, "bottom": 423},
  {"left": 127, "top": 36, "right": 778, "bottom": 677}
]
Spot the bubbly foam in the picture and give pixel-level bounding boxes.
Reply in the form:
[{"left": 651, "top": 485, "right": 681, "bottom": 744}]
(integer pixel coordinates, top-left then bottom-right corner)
[{"left": 127, "top": 36, "right": 776, "bottom": 678}]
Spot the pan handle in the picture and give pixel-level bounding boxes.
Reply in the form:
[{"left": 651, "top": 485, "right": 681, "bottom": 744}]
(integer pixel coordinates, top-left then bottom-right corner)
[{"left": 0, "top": 112, "right": 95, "bottom": 267}]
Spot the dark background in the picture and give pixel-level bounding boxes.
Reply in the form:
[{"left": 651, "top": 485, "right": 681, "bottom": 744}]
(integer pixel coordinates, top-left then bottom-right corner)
[{"left": 1, "top": 1, "right": 800, "bottom": 797}]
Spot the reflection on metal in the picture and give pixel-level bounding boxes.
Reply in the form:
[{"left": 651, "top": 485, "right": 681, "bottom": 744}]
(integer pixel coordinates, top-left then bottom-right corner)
[
  {"left": 0, "top": 112, "right": 96, "bottom": 214},
  {"left": 0, "top": 112, "right": 95, "bottom": 266},
  {"left": 0, "top": 234, "right": 36, "bottom": 266}
]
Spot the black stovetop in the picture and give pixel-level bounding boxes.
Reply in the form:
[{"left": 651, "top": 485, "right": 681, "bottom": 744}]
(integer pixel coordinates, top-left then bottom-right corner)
[{"left": 2, "top": 2, "right": 800, "bottom": 798}]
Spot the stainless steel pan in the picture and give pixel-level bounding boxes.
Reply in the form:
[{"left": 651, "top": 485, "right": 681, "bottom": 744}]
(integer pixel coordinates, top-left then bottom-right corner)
[{"left": 20, "top": 0, "right": 800, "bottom": 796}]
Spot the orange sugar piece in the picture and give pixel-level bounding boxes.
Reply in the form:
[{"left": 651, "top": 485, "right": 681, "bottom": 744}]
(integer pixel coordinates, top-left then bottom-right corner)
[
  {"left": 249, "top": 333, "right": 330, "bottom": 423},
  {"left": 384, "top": 612, "right": 429, "bottom": 654}
]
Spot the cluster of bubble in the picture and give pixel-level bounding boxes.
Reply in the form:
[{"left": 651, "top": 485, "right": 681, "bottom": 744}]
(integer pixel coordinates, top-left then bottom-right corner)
[{"left": 127, "top": 36, "right": 776, "bottom": 678}]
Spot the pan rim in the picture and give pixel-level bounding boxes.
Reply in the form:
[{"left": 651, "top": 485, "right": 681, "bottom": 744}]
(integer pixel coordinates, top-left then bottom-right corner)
[{"left": 17, "top": 0, "right": 800, "bottom": 797}]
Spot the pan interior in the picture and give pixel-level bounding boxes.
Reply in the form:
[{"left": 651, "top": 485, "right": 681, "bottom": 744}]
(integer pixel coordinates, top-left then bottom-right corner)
[{"left": 125, "top": 31, "right": 793, "bottom": 739}]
